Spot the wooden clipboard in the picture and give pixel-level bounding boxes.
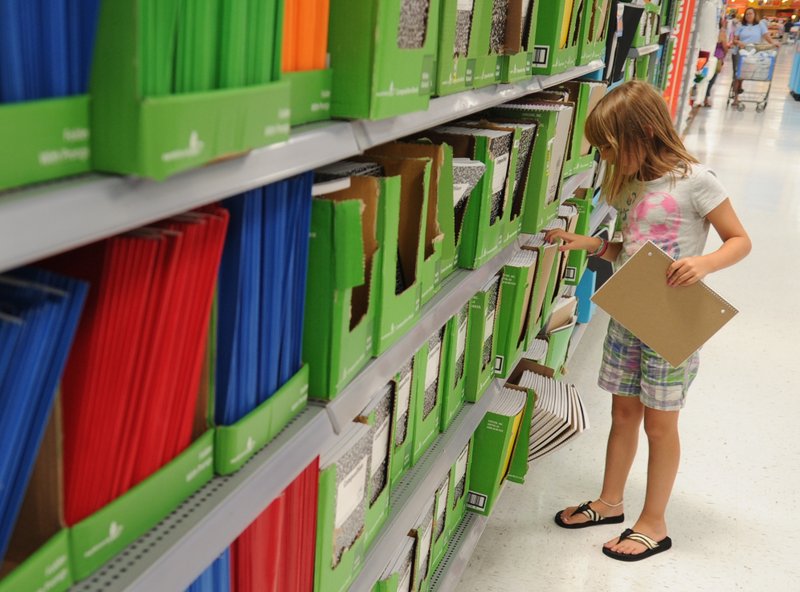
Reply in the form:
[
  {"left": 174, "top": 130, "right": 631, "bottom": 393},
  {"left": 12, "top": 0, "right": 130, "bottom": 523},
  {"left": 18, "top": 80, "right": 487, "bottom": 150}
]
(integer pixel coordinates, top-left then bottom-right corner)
[{"left": 591, "top": 241, "right": 738, "bottom": 367}]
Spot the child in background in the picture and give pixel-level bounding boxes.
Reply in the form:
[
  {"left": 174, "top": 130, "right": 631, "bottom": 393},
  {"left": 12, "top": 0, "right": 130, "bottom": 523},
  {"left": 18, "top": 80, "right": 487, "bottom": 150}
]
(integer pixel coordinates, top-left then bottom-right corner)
[{"left": 545, "top": 81, "right": 751, "bottom": 561}]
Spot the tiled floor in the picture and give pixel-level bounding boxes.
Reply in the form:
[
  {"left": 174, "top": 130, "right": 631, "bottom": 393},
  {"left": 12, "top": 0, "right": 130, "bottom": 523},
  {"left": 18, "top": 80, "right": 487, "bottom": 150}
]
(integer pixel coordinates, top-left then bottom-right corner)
[{"left": 459, "top": 45, "right": 800, "bottom": 591}]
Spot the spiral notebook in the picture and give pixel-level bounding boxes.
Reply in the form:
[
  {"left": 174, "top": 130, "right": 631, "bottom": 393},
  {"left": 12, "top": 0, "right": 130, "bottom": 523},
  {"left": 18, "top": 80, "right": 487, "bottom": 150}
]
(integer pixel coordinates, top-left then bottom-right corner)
[{"left": 591, "top": 241, "right": 738, "bottom": 367}]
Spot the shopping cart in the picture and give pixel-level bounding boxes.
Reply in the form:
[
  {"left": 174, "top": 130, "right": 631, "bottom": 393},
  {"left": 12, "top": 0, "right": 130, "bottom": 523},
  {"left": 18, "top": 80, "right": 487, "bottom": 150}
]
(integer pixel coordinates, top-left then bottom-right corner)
[{"left": 728, "top": 45, "right": 778, "bottom": 112}]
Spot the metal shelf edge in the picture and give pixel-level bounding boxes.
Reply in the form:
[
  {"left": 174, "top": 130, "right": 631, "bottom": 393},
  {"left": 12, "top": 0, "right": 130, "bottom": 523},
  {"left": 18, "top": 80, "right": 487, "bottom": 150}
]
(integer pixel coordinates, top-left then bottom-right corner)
[
  {"left": 0, "top": 122, "right": 361, "bottom": 273},
  {"left": 348, "top": 380, "right": 501, "bottom": 592},
  {"left": 429, "top": 511, "right": 491, "bottom": 592},
  {"left": 628, "top": 44, "right": 661, "bottom": 59},
  {"left": 71, "top": 407, "right": 336, "bottom": 592},
  {"left": 321, "top": 242, "right": 519, "bottom": 434}
]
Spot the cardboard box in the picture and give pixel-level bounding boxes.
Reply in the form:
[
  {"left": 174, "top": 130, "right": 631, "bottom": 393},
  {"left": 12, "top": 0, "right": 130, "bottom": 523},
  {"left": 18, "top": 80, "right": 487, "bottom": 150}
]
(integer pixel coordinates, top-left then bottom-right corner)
[
  {"left": 493, "top": 250, "right": 540, "bottom": 378},
  {"left": 389, "top": 357, "right": 417, "bottom": 487},
  {"left": 304, "top": 177, "right": 380, "bottom": 399},
  {"left": 445, "top": 439, "right": 473, "bottom": 540},
  {"left": 354, "top": 384, "right": 395, "bottom": 551},
  {"left": 367, "top": 142, "right": 454, "bottom": 303},
  {"left": 503, "top": 370, "right": 538, "bottom": 484},
  {"left": 519, "top": 237, "right": 560, "bottom": 343},
  {"left": 488, "top": 101, "right": 574, "bottom": 233},
  {"left": 411, "top": 501, "right": 436, "bottom": 592},
  {"left": 411, "top": 328, "right": 447, "bottom": 464},
  {"left": 284, "top": 69, "right": 333, "bottom": 126},
  {"left": 0, "top": 97, "right": 90, "bottom": 192},
  {"left": 563, "top": 190, "right": 594, "bottom": 287},
  {"left": 315, "top": 424, "right": 372, "bottom": 592},
  {"left": 430, "top": 471, "right": 452, "bottom": 572},
  {"left": 435, "top": 0, "right": 484, "bottom": 95},
  {"left": 364, "top": 156, "right": 432, "bottom": 355},
  {"left": 328, "top": 0, "right": 440, "bottom": 119},
  {"left": 90, "top": 0, "right": 291, "bottom": 180},
  {"left": 500, "top": 0, "right": 541, "bottom": 82},
  {"left": 214, "top": 365, "right": 309, "bottom": 475},
  {"left": 423, "top": 126, "right": 517, "bottom": 269},
  {"left": 465, "top": 274, "right": 502, "bottom": 403},
  {"left": 554, "top": 81, "right": 607, "bottom": 176},
  {"left": 374, "top": 538, "right": 415, "bottom": 592},
  {"left": 439, "top": 302, "right": 470, "bottom": 431},
  {"left": 466, "top": 387, "right": 528, "bottom": 516},
  {"left": 0, "top": 410, "right": 72, "bottom": 592},
  {"left": 531, "top": 0, "right": 582, "bottom": 75},
  {"left": 577, "top": 0, "right": 613, "bottom": 65}
]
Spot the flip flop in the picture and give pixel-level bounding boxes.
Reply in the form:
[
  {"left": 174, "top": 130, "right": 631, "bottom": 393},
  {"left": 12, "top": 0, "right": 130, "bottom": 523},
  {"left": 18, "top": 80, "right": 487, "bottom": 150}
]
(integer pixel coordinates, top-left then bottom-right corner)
[
  {"left": 602, "top": 528, "right": 673, "bottom": 561},
  {"left": 554, "top": 501, "right": 625, "bottom": 529}
]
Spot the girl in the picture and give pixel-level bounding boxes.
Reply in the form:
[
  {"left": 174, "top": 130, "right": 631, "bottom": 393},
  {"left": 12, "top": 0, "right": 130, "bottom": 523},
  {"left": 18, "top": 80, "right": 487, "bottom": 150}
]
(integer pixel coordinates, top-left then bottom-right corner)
[
  {"left": 731, "top": 7, "right": 779, "bottom": 106},
  {"left": 545, "top": 81, "right": 751, "bottom": 562}
]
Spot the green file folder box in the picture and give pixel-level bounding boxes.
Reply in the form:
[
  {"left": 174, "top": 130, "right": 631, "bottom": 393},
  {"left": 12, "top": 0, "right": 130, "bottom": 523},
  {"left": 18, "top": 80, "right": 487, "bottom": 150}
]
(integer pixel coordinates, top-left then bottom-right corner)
[
  {"left": 430, "top": 471, "right": 452, "bottom": 571},
  {"left": 365, "top": 156, "right": 431, "bottom": 355},
  {"left": 367, "top": 142, "right": 455, "bottom": 304},
  {"left": 500, "top": 0, "right": 541, "bottom": 83},
  {"left": 90, "top": 0, "right": 290, "bottom": 180},
  {"left": 0, "top": 531, "right": 72, "bottom": 592},
  {"left": 304, "top": 177, "right": 380, "bottom": 400},
  {"left": 390, "top": 357, "right": 417, "bottom": 487},
  {"left": 328, "top": 0, "right": 440, "bottom": 119},
  {"left": 555, "top": 81, "right": 606, "bottom": 177},
  {"left": 489, "top": 101, "right": 574, "bottom": 233},
  {"left": 214, "top": 365, "right": 309, "bottom": 475},
  {"left": 314, "top": 424, "right": 372, "bottom": 592},
  {"left": 531, "top": 0, "right": 582, "bottom": 75},
  {"left": 503, "top": 382, "right": 537, "bottom": 485},
  {"left": 564, "top": 190, "right": 594, "bottom": 287},
  {"left": 284, "top": 69, "right": 333, "bottom": 125},
  {"left": 577, "top": 0, "right": 613, "bottom": 65},
  {"left": 435, "top": 0, "right": 488, "bottom": 95},
  {"left": 0, "top": 97, "right": 90, "bottom": 192},
  {"left": 445, "top": 439, "right": 474, "bottom": 540},
  {"left": 439, "top": 303, "right": 470, "bottom": 431},
  {"left": 494, "top": 251, "right": 540, "bottom": 378},
  {"left": 411, "top": 329, "right": 446, "bottom": 464},
  {"left": 465, "top": 274, "right": 502, "bottom": 402}
]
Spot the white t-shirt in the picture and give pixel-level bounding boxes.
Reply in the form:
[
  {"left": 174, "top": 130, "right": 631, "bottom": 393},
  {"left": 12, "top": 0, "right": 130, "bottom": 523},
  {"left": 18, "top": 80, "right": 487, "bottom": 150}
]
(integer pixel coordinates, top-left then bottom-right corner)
[{"left": 615, "top": 165, "right": 729, "bottom": 268}]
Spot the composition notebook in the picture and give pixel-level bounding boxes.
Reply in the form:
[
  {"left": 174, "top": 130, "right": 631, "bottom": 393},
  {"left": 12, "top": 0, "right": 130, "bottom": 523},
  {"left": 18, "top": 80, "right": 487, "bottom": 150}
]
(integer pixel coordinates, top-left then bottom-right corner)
[{"left": 591, "top": 240, "right": 739, "bottom": 367}]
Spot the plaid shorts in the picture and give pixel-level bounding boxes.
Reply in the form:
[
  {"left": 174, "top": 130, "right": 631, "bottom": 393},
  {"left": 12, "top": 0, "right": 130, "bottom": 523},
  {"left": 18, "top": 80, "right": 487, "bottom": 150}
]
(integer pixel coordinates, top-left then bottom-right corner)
[{"left": 598, "top": 319, "right": 699, "bottom": 411}]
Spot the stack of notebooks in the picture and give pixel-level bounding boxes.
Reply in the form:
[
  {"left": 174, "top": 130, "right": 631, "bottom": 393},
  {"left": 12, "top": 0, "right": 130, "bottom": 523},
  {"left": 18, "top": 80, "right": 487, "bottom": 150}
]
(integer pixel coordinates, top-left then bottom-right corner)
[
  {"left": 0, "top": 0, "right": 101, "bottom": 102},
  {"left": 45, "top": 207, "right": 229, "bottom": 525},
  {"left": 141, "top": 0, "right": 282, "bottom": 95},
  {"left": 517, "top": 370, "right": 588, "bottom": 460},
  {"left": 186, "top": 549, "right": 231, "bottom": 592},
  {"left": 451, "top": 158, "right": 487, "bottom": 242},
  {"left": 282, "top": 0, "right": 329, "bottom": 72},
  {"left": 397, "top": 0, "right": 432, "bottom": 49},
  {"left": 0, "top": 269, "right": 88, "bottom": 562},
  {"left": 216, "top": 173, "right": 313, "bottom": 425},
  {"left": 231, "top": 459, "right": 318, "bottom": 592}
]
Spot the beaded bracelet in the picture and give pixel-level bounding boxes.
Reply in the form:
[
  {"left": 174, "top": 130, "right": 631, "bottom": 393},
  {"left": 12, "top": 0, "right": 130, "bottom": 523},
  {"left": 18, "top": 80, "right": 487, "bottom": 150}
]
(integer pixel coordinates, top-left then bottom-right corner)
[{"left": 589, "top": 238, "right": 608, "bottom": 258}]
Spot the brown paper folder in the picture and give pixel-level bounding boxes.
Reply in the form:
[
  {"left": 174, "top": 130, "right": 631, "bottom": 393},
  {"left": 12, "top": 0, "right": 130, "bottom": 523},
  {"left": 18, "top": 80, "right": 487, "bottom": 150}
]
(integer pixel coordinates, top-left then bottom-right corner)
[{"left": 591, "top": 241, "right": 738, "bottom": 367}]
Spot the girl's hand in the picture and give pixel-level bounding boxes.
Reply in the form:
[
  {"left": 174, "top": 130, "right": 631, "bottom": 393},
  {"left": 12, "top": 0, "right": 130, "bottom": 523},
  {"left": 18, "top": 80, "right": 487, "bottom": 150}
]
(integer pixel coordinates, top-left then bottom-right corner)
[
  {"left": 545, "top": 229, "right": 602, "bottom": 252},
  {"left": 666, "top": 256, "right": 714, "bottom": 286}
]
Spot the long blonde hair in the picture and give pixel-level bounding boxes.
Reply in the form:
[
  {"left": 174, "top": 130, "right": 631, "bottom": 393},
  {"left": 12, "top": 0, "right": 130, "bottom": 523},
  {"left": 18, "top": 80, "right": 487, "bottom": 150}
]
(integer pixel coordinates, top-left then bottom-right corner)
[{"left": 585, "top": 80, "right": 698, "bottom": 207}]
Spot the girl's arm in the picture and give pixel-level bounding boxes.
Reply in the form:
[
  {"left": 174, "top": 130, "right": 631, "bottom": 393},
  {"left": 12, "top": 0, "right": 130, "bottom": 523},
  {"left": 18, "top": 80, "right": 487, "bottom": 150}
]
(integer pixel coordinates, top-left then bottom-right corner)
[
  {"left": 720, "top": 28, "right": 730, "bottom": 52},
  {"left": 544, "top": 230, "right": 624, "bottom": 263},
  {"left": 666, "top": 199, "right": 751, "bottom": 286}
]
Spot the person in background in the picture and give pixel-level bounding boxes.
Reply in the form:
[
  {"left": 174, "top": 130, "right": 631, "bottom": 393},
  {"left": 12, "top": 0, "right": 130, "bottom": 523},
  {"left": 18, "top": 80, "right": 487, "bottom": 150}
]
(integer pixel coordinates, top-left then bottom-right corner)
[
  {"left": 704, "top": 18, "right": 731, "bottom": 107},
  {"left": 548, "top": 81, "right": 751, "bottom": 562},
  {"left": 731, "top": 7, "right": 780, "bottom": 106}
]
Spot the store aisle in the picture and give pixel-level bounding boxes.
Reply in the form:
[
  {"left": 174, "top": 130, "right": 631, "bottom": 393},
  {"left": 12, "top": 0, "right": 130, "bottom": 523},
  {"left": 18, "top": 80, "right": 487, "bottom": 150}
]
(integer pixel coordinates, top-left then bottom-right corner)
[{"left": 459, "top": 47, "right": 800, "bottom": 591}]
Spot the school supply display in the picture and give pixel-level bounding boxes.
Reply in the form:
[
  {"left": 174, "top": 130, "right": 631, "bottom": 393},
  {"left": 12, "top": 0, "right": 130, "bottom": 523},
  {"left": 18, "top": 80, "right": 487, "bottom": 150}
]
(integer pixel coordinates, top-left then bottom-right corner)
[
  {"left": 592, "top": 240, "right": 739, "bottom": 367},
  {"left": 517, "top": 369, "right": 588, "bottom": 460},
  {"left": 0, "top": 269, "right": 88, "bottom": 564}
]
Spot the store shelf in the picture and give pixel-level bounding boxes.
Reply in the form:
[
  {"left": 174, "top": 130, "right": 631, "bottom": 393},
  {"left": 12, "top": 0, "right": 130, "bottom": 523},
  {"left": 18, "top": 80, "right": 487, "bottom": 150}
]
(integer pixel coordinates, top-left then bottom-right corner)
[
  {"left": 628, "top": 44, "right": 661, "bottom": 59},
  {"left": 560, "top": 164, "right": 597, "bottom": 204},
  {"left": 322, "top": 241, "right": 520, "bottom": 434},
  {"left": 0, "top": 122, "right": 361, "bottom": 274},
  {"left": 661, "top": 26, "right": 673, "bottom": 35},
  {"left": 352, "top": 60, "right": 604, "bottom": 150},
  {"left": 349, "top": 380, "right": 502, "bottom": 592},
  {"left": 429, "top": 510, "right": 490, "bottom": 592},
  {"left": 71, "top": 407, "right": 337, "bottom": 592}
]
